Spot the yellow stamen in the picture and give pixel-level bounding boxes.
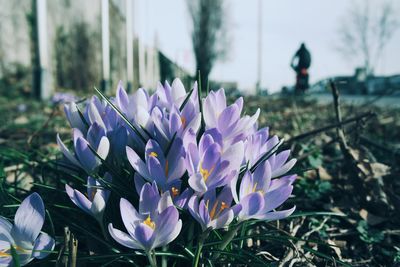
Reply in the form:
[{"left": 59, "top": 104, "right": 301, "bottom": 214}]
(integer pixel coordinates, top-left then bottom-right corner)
[
  {"left": 0, "top": 246, "right": 27, "bottom": 257},
  {"left": 0, "top": 251, "right": 9, "bottom": 257},
  {"left": 199, "top": 162, "right": 215, "bottom": 182},
  {"left": 209, "top": 201, "right": 219, "bottom": 219},
  {"left": 165, "top": 160, "right": 169, "bottom": 177},
  {"left": 171, "top": 187, "right": 179, "bottom": 197},
  {"left": 252, "top": 182, "right": 258, "bottom": 193},
  {"left": 181, "top": 116, "right": 186, "bottom": 127},
  {"left": 149, "top": 151, "right": 158, "bottom": 157},
  {"left": 220, "top": 201, "right": 228, "bottom": 210},
  {"left": 143, "top": 215, "right": 156, "bottom": 230}
]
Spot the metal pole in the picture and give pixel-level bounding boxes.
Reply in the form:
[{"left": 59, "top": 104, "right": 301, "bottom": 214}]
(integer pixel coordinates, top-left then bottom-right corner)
[
  {"left": 101, "top": 0, "right": 110, "bottom": 93},
  {"left": 256, "top": 0, "right": 262, "bottom": 95},
  {"left": 126, "top": 0, "right": 134, "bottom": 92},
  {"left": 37, "top": 0, "right": 51, "bottom": 100}
]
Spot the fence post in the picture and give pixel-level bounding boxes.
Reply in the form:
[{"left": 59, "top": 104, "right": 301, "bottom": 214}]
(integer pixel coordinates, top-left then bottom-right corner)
[
  {"left": 101, "top": 0, "right": 110, "bottom": 93},
  {"left": 126, "top": 0, "right": 134, "bottom": 92},
  {"left": 36, "top": 0, "right": 51, "bottom": 100}
]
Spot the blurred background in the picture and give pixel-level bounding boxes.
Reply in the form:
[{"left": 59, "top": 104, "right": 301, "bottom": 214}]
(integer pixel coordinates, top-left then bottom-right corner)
[{"left": 1, "top": 0, "right": 399, "bottom": 99}]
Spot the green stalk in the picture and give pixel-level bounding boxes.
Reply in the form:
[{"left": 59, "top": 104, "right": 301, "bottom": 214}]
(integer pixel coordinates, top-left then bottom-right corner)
[
  {"left": 218, "top": 223, "right": 242, "bottom": 251},
  {"left": 193, "top": 231, "right": 209, "bottom": 267},
  {"left": 146, "top": 250, "right": 157, "bottom": 267}
]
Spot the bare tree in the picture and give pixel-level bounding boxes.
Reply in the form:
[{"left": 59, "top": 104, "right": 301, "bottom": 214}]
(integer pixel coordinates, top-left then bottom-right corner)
[
  {"left": 187, "top": 0, "right": 230, "bottom": 90},
  {"left": 337, "top": 0, "right": 398, "bottom": 75}
]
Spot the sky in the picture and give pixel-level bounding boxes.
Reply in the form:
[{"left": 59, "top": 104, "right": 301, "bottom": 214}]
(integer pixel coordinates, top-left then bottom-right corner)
[{"left": 134, "top": 0, "right": 400, "bottom": 93}]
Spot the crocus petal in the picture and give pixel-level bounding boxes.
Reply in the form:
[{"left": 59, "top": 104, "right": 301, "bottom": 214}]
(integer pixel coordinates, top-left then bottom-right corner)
[
  {"left": 0, "top": 217, "right": 13, "bottom": 243},
  {"left": 263, "top": 185, "right": 293, "bottom": 212},
  {"left": 139, "top": 183, "right": 160, "bottom": 214},
  {"left": 239, "top": 192, "right": 264, "bottom": 219},
  {"left": 75, "top": 137, "right": 97, "bottom": 172},
  {"left": 157, "top": 192, "right": 173, "bottom": 213},
  {"left": 13, "top": 192, "right": 44, "bottom": 243},
  {"left": 126, "top": 146, "right": 150, "bottom": 179},
  {"left": 71, "top": 188, "right": 92, "bottom": 214},
  {"left": 64, "top": 102, "right": 86, "bottom": 132},
  {"left": 32, "top": 232, "right": 55, "bottom": 259},
  {"left": 90, "top": 193, "right": 107, "bottom": 220},
  {"left": 108, "top": 224, "right": 142, "bottom": 250},
  {"left": 271, "top": 159, "right": 297, "bottom": 178},
  {"left": 56, "top": 134, "right": 80, "bottom": 167},
  {"left": 209, "top": 209, "right": 234, "bottom": 230},
  {"left": 134, "top": 224, "right": 155, "bottom": 250},
  {"left": 96, "top": 136, "right": 110, "bottom": 160},
  {"left": 171, "top": 78, "right": 186, "bottom": 104},
  {"left": 154, "top": 206, "right": 181, "bottom": 247},
  {"left": 188, "top": 173, "right": 207, "bottom": 193},
  {"left": 253, "top": 206, "right": 296, "bottom": 221},
  {"left": 120, "top": 198, "right": 142, "bottom": 236},
  {"left": 88, "top": 101, "right": 106, "bottom": 129}
]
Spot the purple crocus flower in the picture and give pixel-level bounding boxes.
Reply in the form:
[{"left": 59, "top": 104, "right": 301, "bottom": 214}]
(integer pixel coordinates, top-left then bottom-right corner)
[
  {"left": 65, "top": 173, "right": 112, "bottom": 223},
  {"left": 0, "top": 193, "right": 55, "bottom": 266},
  {"left": 243, "top": 127, "right": 280, "bottom": 167},
  {"left": 188, "top": 187, "right": 240, "bottom": 231},
  {"left": 156, "top": 78, "right": 198, "bottom": 109},
  {"left": 64, "top": 102, "right": 87, "bottom": 134},
  {"left": 51, "top": 92, "right": 77, "bottom": 104},
  {"left": 108, "top": 182, "right": 182, "bottom": 251},
  {"left": 116, "top": 82, "right": 153, "bottom": 134},
  {"left": 57, "top": 125, "right": 110, "bottom": 173},
  {"left": 203, "top": 88, "right": 260, "bottom": 147},
  {"left": 231, "top": 161, "right": 296, "bottom": 221},
  {"left": 151, "top": 104, "right": 201, "bottom": 149},
  {"left": 186, "top": 129, "right": 244, "bottom": 194},
  {"left": 126, "top": 138, "right": 186, "bottom": 192},
  {"left": 133, "top": 173, "right": 193, "bottom": 209}
]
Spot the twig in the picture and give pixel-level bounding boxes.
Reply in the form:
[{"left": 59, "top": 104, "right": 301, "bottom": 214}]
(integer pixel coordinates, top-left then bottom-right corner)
[{"left": 286, "top": 111, "right": 375, "bottom": 144}]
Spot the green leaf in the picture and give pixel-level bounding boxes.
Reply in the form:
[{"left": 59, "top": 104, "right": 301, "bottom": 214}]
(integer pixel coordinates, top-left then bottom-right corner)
[{"left": 10, "top": 245, "right": 21, "bottom": 267}]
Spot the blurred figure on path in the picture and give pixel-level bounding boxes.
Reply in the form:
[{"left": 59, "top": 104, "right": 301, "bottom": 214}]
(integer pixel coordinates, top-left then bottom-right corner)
[{"left": 291, "top": 43, "right": 311, "bottom": 94}]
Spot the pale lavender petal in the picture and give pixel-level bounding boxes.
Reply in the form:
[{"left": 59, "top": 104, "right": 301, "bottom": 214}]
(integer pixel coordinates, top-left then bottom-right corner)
[
  {"left": 108, "top": 224, "right": 142, "bottom": 250},
  {"left": 157, "top": 192, "right": 173, "bottom": 213},
  {"left": 134, "top": 223, "right": 155, "bottom": 250},
  {"left": 96, "top": 136, "right": 110, "bottom": 161},
  {"left": 209, "top": 209, "right": 234, "bottom": 230},
  {"left": 13, "top": 193, "right": 44, "bottom": 243},
  {"left": 32, "top": 232, "right": 55, "bottom": 259},
  {"left": 253, "top": 206, "right": 296, "bottom": 221},
  {"left": 200, "top": 143, "right": 220, "bottom": 171},
  {"left": 154, "top": 206, "right": 180, "bottom": 247},
  {"left": 75, "top": 137, "right": 97, "bottom": 172},
  {"left": 147, "top": 156, "right": 167, "bottom": 188},
  {"left": 239, "top": 171, "right": 253, "bottom": 200},
  {"left": 57, "top": 134, "right": 80, "bottom": 167},
  {"left": 239, "top": 192, "right": 264, "bottom": 219},
  {"left": 253, "top": 160, "right": 272, "bottom": 193},
  {"left": 263, "top": 185, "right": 293, "bottom": 212},
  {"left": 188, "top": 173, "right": 207, "bottom": 193},
  {"left": 126, "top": 146, "right": 150, "bottom": 178},
  {"left": 0, "top": 217, "right": 13, "bottom": 243},
  {"left": 120, "top": 198, "right": 142, "bottom": 236},
  {"left": 139, "top": 183, "right": 160, "bottom": 214},
  {"left": 272, "top": 159, "right": 297, "bottom": 178}
]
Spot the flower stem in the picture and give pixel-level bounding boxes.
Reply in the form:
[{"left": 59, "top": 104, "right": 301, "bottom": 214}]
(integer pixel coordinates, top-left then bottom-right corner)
[
  {"left": 146, "top": 250, "right": 157, "bottom": 267},
  {"left": 99, "top": 221, "right": 110, "bottom": 241},
  {"left": 218, "top": 223, "right": 242, "bottom": 251},
  {"left": 193, "top": 231, "right": 209, "bottom": 267}
]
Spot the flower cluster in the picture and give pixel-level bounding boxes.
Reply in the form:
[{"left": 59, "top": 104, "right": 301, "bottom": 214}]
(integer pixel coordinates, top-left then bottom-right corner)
[{"left": 59, "top": 79, "right": 297, "bottom": 263}]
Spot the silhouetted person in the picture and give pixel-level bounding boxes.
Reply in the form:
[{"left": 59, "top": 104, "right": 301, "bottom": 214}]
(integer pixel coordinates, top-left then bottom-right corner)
[{"left": 291, "top": 43, "right": 311, "bottom": 93}]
